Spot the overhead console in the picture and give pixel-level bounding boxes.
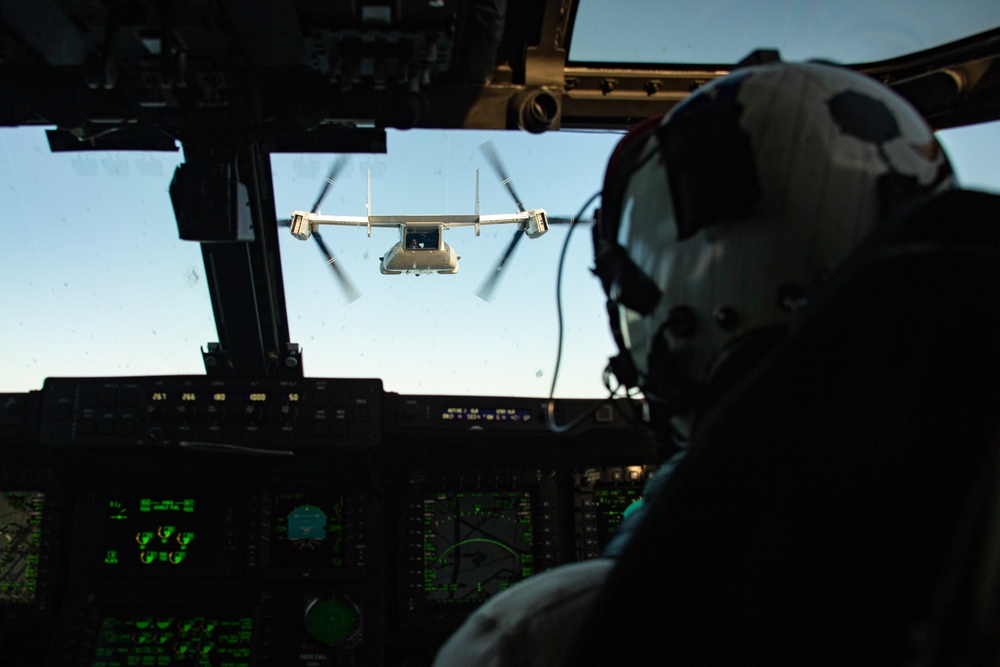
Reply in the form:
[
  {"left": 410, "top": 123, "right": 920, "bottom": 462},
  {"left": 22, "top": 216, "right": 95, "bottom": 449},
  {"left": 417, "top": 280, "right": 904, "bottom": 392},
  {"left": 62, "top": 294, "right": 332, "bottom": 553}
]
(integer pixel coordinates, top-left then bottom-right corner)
[{"left": 3, "top": 376, "right": 660, "bottom": 666}]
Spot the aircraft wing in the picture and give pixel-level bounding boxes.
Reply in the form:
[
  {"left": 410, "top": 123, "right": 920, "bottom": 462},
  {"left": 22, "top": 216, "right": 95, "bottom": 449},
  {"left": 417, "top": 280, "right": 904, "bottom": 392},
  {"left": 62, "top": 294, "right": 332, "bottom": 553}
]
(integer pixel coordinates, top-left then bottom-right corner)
[
  {"left": 291, "top": 209, "right": 548, "bottom": 239},
  {"left": 289, "top": 211, "right": 380, "bottom": 240},
  {"left": 429, "top": 210, "right": 549, "bottom": 238},
  {"left": 439, "top": 212, "right": 537, "bottom": 229},
  {"left": 440, "top": 210, "right": 549, "bottom": 239}
]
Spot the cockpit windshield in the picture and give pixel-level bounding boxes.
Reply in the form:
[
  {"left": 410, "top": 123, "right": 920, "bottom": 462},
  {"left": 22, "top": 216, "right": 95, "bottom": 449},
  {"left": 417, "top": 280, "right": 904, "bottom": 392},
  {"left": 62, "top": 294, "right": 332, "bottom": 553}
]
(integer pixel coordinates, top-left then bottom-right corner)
[
  {"left": 404, "top": 227, "right": 440, "bottom": 250},
  {"left": 571, "top": 0, "right": 1000, "bottom": 64},
  {"left": 1, "top": 2, "right": 999, "bottom": 400}
]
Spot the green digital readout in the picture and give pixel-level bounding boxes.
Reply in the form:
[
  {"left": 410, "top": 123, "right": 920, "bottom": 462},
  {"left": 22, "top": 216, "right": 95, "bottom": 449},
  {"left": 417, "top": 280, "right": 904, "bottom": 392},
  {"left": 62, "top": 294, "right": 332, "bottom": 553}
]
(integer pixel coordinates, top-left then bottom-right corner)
[
  {"left": 102, "top": 497, "right": 207, "bottom": 568},
  {"left": 592, "top": 486, "right": 646, "bottom": 547},
  {"left": 0, "top": 491, "right": 44, "bottom": 604},
  {"left": 92, "top": 615, "right": 253, "bottom": 667},
  {"left": 271, "top": 491, "right": 345, "bottom": 568},
  {"left": 140, "top": 498, "right": 196, "bottom": 513},
  {"left": 421, "top": 491, "right": 534, "bottom": 604}
]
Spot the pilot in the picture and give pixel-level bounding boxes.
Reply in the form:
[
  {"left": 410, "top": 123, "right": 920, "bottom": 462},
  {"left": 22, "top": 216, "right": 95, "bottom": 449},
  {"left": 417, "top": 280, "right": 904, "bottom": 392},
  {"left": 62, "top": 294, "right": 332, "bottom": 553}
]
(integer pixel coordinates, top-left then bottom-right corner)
[{"left": 431, "top": 59, "right": 953, "bottom": 666}]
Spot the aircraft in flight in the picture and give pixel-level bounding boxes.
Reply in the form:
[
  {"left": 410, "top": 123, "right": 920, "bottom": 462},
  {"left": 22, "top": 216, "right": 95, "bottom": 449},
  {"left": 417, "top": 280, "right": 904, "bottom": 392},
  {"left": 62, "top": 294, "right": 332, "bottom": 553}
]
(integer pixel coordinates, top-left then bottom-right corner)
[{"left": 287, "top": 144, "right": 551, "bottom": 301}]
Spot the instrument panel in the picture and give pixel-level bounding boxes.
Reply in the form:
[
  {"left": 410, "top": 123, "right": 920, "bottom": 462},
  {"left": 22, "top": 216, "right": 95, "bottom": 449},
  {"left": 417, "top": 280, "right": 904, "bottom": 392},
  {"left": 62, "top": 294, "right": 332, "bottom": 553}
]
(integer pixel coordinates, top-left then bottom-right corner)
[{"left": 2, "top": 376, "right": 660, "bottom": 666}]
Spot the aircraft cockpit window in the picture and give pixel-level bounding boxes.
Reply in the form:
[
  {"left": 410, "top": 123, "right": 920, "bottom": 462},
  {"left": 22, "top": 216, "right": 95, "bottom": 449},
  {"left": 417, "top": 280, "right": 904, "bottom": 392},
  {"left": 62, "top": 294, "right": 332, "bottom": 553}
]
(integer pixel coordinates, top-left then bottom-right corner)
[
  {"left": 405, "top": 228, "right": 439, "bottom": 250},
  {"left": 570, "top": 1, "right": 1000, "bottom": 64},
  {"left": 0, "top": 129, "right": 216, "bottom": 392}
]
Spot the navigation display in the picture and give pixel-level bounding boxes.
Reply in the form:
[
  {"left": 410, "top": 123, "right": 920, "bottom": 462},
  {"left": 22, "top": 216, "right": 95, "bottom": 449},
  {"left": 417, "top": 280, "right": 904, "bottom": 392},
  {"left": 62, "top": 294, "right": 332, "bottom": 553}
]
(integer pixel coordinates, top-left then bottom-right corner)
[
  {"left": 0, "top": 491, "right": 44, "bottom": 604},
  {"left": 101, "top": 496, "right": 211, "bottom": 569},
  {"left": 419, "top": 490, "right": 535, "bottom": 604}
]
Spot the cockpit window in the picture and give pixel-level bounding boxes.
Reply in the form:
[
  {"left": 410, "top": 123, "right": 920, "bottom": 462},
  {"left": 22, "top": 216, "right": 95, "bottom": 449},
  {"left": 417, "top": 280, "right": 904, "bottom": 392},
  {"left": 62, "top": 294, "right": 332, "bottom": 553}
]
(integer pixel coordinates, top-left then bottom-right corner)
[
  {"left": 0, "top": 128, "right": 216, "bottom": 390},
  {"left": 405, "top": 227, "right": 440, "bottom": 250},
  {"left": 2, "top": 120, "right": 998, "bottom": 397},
  {"left": 0, "top": 5, "right": 998, "bottom": 399},
  {"left": 570, "top": 0, "right": 1000, "bottom": 64}
]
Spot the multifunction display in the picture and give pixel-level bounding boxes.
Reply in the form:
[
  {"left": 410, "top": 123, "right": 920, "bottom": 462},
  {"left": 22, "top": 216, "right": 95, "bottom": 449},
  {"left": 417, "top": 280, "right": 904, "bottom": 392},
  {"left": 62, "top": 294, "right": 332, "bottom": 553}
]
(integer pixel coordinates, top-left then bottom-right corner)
[
  {"left": 91, "top": 615, "right": 253, "bottom": 667},
  {"left": 589, "top": 485, "right": 646, "bottom": 545},
  {"left": 420, "top": 490, "right": 535, "bottom": 604},
  {"left": 102, "top": 497, "right": 210, "bottom": 568},
  {"left": 574, "top": 465, "right": 658, "bottom": 560},
  {"left": 0, "top": 490, "right": 44, "bottom": 604}
]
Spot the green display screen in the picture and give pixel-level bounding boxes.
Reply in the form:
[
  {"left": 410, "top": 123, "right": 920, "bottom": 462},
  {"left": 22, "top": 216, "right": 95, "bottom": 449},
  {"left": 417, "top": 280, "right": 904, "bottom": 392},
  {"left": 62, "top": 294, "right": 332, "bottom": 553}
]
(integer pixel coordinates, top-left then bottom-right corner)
[
  {"left": 102, "top": 497, "right": 210, "bottom": 568},
  {"left": 420, "top": 491, "right": 534, "bottom": 604},
  {"left": 0, "top": 490, "right": 44, "bottom": 604},
  {"left": 92, "top": 615, "right": 253, "bottom": 666},
  {"left": 591, "top": 485, "right": 646, "bottom": 547}
]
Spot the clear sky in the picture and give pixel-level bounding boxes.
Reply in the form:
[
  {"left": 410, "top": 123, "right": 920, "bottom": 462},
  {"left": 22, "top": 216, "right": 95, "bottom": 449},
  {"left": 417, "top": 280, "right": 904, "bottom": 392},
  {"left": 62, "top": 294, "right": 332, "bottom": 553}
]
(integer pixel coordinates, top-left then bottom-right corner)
[
  {"left": 1, "top": 2, "right": 999, "bottom": 396},
  {"left": 571, "top": 0, "right": 1000, "bottom": 65}
]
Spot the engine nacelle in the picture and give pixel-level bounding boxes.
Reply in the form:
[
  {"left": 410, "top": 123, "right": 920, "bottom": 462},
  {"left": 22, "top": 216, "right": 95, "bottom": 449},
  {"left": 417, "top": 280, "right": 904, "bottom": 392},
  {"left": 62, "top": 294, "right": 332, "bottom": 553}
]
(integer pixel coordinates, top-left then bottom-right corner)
[
  {"left": 289, "top": 212, "right": 312, "bottom": 240},
  {"left": 525, "top": 210, "right": 549, "bottom": 239}
]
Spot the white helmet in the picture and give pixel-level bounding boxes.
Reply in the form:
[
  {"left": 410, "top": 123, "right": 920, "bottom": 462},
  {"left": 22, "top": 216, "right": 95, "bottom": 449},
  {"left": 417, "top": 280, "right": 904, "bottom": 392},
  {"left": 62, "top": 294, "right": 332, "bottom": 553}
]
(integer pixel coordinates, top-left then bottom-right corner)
[{"left": 593, "top": 61, "right": 954, "bottom": 433}]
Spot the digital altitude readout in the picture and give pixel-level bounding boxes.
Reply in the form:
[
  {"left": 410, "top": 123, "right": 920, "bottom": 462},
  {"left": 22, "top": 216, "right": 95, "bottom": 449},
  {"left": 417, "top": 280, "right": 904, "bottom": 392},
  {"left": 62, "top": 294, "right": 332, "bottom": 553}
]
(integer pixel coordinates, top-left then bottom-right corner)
[
  {"left": 421, "top": 491, "right": 534, "bottom": 604},
  {"left": 0, "top": 491, "right": 44, "bottom": 604},
  {"left": 102, "top": 497, "right": 208, "bottom": 568},
  {"left": 271, "top": 491, "right": 346, "bottom": 569},
  {"left": 440, "top": 407, "right": 532, "bottom": 422}
]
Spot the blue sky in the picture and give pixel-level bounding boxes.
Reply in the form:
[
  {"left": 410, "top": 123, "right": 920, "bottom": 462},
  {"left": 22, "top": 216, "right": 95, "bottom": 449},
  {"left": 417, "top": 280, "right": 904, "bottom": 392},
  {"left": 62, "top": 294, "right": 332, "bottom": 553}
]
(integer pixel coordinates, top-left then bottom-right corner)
[{"left": 571, "top": 0, "right": 1000, "bottom": 65}]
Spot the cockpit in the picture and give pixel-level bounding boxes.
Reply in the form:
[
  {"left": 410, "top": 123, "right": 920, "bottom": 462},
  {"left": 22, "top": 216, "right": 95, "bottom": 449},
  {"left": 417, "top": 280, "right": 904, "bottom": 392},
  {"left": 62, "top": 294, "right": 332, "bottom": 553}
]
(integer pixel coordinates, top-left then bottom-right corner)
[
  {"left": 2, "top": 2, "right": 999, "bottom": 666},
  {"left": 404, "top": 227, "right": 440, "bottom": 251}
]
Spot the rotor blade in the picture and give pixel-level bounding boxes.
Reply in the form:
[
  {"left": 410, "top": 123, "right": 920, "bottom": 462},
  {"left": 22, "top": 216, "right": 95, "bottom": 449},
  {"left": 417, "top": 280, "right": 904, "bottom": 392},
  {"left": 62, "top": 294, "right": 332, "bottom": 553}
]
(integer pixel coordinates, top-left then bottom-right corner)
[
  {"left": 476, "top": 225, "right": 526, "bottom": 301},
  {"left": 312, "top": 230, "right": 361, "bottom": 303},
  {"left": 479, "top": 141, "right": 524, "bottom": 212},
  {"left": 311, "top": 156, "right": 350, "bottom": 214}
]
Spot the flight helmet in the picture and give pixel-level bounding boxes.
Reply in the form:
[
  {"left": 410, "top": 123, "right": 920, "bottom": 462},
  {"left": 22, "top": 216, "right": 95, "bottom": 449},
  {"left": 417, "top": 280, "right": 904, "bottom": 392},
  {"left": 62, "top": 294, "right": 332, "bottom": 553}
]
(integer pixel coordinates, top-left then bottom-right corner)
[{"left": 593, "top": 61, "right": 955, "bottom": 434}]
